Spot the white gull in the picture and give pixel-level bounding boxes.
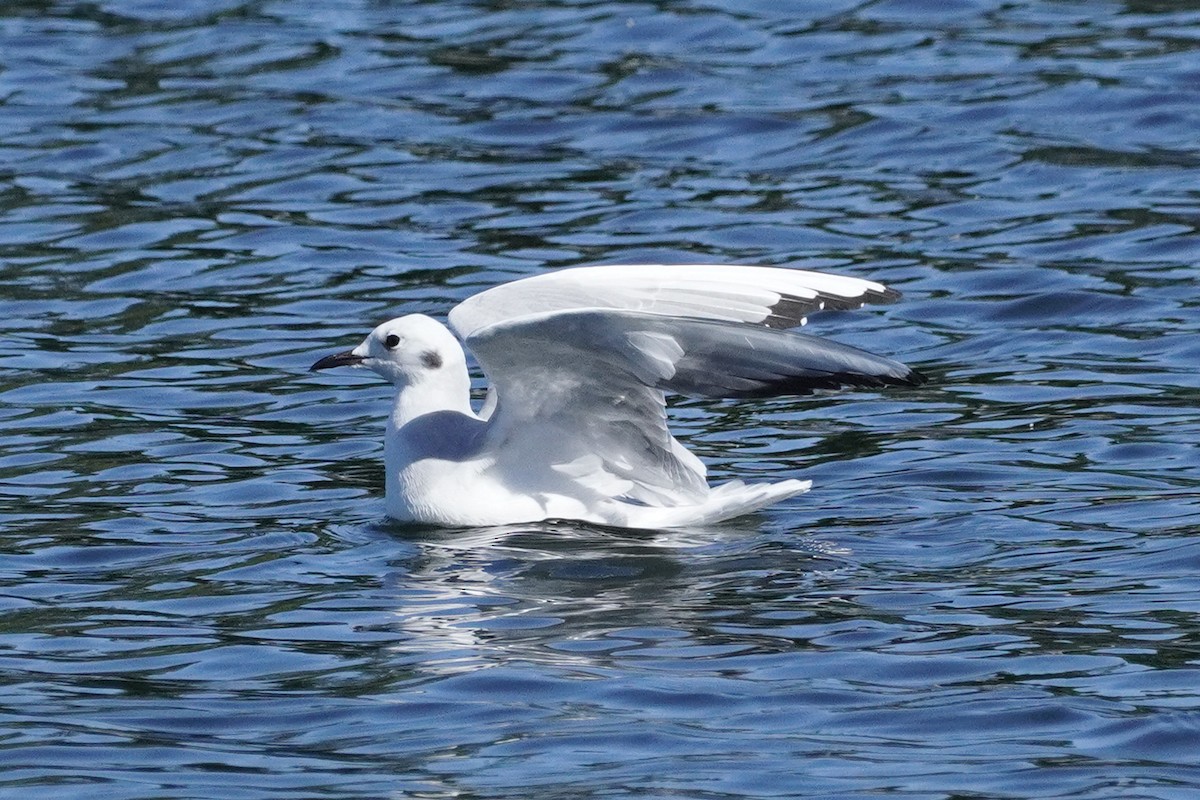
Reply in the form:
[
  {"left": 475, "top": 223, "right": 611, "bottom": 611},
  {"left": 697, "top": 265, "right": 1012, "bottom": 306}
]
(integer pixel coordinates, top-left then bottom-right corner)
[{"left": 310, "top": 264, "right": 925, "bottom": 528}]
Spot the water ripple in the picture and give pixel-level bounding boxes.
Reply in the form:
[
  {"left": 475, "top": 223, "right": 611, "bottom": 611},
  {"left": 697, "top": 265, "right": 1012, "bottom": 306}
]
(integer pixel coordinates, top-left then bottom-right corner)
[{"left": 3, "top": 0, "right": 1200, "bottom": 797}]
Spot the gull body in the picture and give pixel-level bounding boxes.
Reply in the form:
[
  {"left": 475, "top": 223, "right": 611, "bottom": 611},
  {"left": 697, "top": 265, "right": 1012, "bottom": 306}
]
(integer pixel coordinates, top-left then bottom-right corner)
[{"left": 311, "top": 264, "right": 925, "bottom": 528}]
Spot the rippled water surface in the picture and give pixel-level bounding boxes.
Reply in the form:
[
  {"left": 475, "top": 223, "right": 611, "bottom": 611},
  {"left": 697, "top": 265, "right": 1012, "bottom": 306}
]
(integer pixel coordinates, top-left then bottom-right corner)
[{"left": 3, "top": 1, "right": 1200, "bottom": 797}]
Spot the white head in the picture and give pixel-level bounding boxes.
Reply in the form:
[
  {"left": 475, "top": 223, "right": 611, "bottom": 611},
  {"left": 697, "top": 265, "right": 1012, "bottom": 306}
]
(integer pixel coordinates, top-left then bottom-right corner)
[{"left": 310, "top": 314, "right": 466, "bottom": 388}]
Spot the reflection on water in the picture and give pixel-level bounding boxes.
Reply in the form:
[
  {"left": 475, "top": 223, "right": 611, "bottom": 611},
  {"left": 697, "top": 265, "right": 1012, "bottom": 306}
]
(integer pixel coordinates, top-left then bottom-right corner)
[
  {"left": 3, "top": 0, "right": 1200, "bottom": 797},
  {"left": 391, "top": 520, "right": 846, "bottom": 671}
]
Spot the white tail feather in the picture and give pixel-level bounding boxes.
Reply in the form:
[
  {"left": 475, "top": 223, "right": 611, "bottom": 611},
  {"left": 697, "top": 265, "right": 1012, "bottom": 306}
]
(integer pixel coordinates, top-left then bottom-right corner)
[{"left": 623, "top": 479, "right": 812, "bottom": 528}]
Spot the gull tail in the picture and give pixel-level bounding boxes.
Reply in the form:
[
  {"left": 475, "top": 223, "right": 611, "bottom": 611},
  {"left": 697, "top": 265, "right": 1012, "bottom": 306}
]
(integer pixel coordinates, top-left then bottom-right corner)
[{"left": 626, "top": 479, "right": 812, "bottom": 528}]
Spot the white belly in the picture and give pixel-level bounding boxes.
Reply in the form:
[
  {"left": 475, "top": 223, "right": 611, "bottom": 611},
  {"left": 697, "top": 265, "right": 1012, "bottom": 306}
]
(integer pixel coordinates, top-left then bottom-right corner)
[{"left": 385, "top": 456, "right": 598, "bottom": 526}]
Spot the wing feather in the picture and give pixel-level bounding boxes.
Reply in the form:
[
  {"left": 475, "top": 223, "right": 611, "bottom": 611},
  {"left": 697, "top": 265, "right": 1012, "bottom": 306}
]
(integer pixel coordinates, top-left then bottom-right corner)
[
  {"left": 467, "top": 314, "right": 708, "bottom": 506},
  {"left": 464, "top": 306, "right": 923, "bottom": 507},
  {"left": 450, "top": 264, "right": 900, "bottom": 339}
]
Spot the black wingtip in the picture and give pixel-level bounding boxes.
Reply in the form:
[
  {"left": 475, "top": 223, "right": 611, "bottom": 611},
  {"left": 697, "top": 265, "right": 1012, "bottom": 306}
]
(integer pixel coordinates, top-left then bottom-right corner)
[
  {"left": 878, "top": 285, "right": 903, "bottom": 303},
  {"left": 764, "top": 285, "right": 904, "bottom": 328}
]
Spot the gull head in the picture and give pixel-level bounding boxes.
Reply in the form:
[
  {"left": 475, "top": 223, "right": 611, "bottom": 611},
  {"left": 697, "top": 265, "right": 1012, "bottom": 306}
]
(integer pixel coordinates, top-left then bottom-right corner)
[{"left": 310, "top": 314, "right": 461, "bottom": 387}]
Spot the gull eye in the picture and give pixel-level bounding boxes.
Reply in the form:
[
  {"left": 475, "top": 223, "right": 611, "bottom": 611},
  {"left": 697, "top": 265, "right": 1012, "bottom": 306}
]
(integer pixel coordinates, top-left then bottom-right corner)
[{"left": 384, "top": 334, "right": 400, "bottom": 349}]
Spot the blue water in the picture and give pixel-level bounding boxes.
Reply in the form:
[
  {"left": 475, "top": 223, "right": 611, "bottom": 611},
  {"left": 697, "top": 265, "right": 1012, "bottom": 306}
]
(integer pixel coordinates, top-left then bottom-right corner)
[{"left": 3, "top": 1, "right": 1200, "bottom": 797}]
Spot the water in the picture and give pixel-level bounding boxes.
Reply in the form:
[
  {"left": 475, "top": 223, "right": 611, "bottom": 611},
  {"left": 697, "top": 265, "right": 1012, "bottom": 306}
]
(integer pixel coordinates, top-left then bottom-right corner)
[{"left": 2, "top": 1, "right": 1199, "bottom": 797}]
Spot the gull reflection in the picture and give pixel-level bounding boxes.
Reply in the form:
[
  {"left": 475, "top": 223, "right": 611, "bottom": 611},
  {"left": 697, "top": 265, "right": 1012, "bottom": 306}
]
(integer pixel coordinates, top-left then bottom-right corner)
[{"left": 379, "top": 519, "right": 848, "bottom": 675}]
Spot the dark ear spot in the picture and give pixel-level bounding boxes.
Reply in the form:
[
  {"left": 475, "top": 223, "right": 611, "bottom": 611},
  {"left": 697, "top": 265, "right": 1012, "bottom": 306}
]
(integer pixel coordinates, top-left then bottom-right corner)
[{"left": 420, "top": 350, "right": 442, "bottom": 369}]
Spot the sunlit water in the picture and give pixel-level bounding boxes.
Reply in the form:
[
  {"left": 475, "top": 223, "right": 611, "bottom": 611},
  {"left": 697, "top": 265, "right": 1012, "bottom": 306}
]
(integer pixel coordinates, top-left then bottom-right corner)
[{"left": 3, "top": 1, "right": 1199, "bottom": 798}]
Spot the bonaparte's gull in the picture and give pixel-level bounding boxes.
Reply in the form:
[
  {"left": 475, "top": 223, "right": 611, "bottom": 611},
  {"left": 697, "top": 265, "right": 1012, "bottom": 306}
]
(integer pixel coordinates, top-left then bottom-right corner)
[{"left": 311, "top": 264, "right": 925, "bottom": 528}]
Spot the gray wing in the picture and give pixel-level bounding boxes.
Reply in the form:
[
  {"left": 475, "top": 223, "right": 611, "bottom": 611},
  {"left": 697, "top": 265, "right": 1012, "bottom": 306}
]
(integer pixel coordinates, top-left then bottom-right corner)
[
  {"left": 465, "top": 308, "right": 924, "bottom": 507},
  {"left": 450, "top": 263, "right": 900, "bottom": 339},
  {"left": 466, "top": 310, "right": 708, "bottom": 506}
]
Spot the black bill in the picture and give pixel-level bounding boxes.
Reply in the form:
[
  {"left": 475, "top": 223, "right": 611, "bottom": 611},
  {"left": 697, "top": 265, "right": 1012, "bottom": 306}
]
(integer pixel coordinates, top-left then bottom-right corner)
[{"left": 310, "top": 350, "right": 365, "bottom": 371}]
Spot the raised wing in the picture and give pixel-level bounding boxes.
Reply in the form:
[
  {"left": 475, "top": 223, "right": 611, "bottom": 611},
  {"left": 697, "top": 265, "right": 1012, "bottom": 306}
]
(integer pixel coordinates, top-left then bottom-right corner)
[
  {"left": 465, "top": 307, "right": 924, "bottom": 507},
  {"left": 466, "top": 311, "right": 709, "bottom": 506},
  {"left": 449, "top": 264, "right": 899, "bottom": 340}
]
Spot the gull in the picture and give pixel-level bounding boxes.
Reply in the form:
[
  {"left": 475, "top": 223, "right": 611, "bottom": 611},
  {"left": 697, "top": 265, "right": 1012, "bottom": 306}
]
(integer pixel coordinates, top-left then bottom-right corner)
[{"left": 310, "top": 264, "right": 925, "bottom": 528}]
